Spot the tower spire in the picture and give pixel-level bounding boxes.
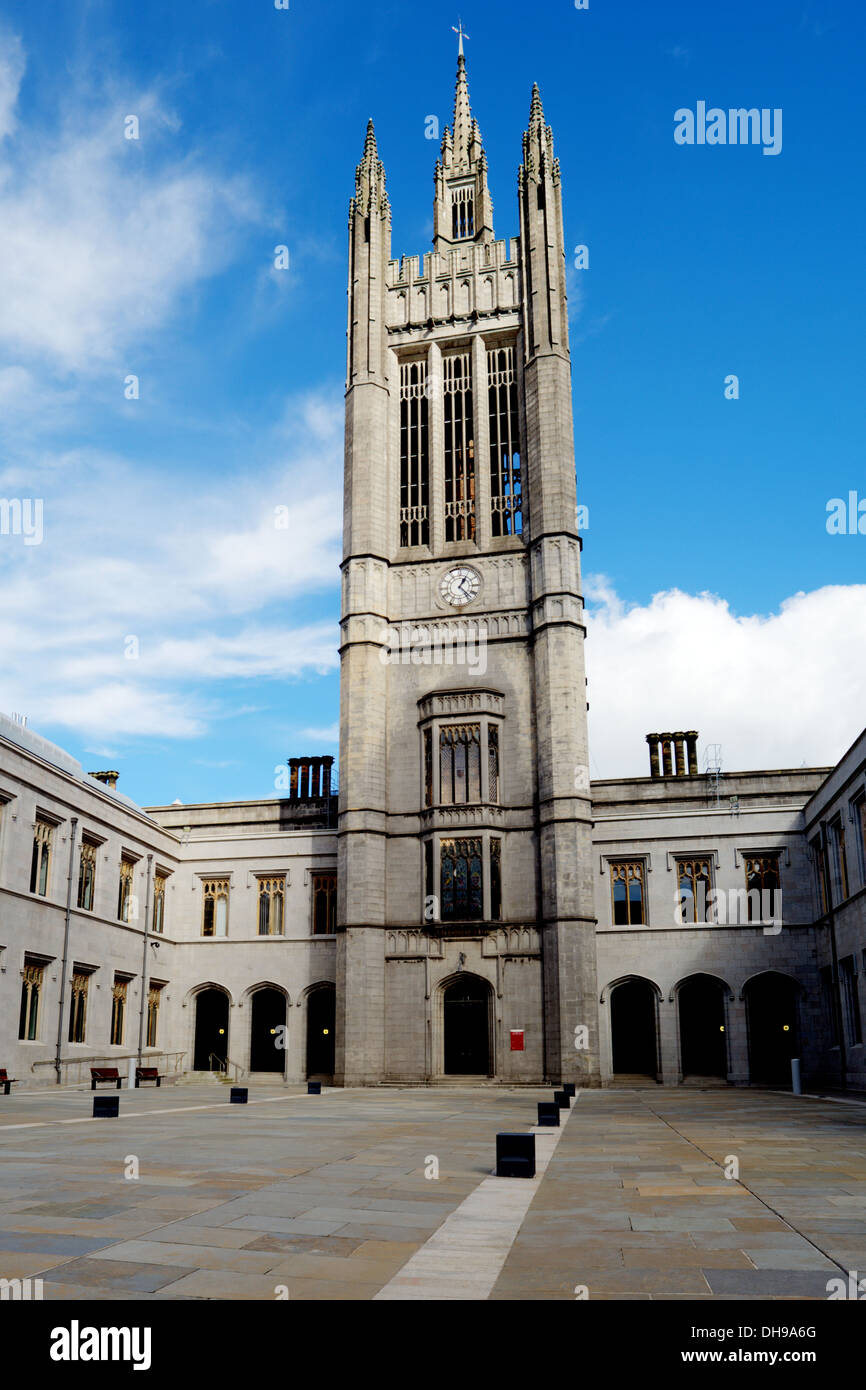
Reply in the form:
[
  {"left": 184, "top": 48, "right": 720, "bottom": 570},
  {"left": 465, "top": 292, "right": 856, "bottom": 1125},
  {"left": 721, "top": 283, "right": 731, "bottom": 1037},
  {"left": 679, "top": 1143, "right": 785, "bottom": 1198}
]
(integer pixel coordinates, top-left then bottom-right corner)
[{"left": 433, "top": 29, "right": 493, "bottom": 248}]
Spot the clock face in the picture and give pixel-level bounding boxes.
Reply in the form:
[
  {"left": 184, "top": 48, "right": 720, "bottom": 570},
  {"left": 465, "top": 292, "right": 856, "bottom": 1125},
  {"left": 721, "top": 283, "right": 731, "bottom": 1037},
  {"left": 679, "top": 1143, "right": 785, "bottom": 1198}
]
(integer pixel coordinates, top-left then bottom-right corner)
[{"left": 440, "top": 565, "right": 481, "bottom": 608}]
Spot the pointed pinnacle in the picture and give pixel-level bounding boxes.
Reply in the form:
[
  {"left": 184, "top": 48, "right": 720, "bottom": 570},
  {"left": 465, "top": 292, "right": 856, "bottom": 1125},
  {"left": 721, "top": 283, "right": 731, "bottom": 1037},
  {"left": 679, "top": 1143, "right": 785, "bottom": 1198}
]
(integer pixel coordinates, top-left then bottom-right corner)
[
  {"left": 364, "top": 118, "right": 378, "bottom": 156},
  {"left": 529, "top": 83, "right": 545, "bottom": 125}
]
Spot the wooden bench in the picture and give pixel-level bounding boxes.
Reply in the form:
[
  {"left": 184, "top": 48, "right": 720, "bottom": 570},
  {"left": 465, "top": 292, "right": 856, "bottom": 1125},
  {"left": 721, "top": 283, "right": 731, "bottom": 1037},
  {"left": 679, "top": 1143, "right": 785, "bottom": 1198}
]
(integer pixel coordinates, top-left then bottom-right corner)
[
  {"left": 90, "top": 1067, "right": 122, "bottom": 1091},
  {"left": 135, "top": 1067, "right": 162, "bottom": 1088},
  {"left": 0, "top": 1069, "right": 18, "bottom": 1096}
]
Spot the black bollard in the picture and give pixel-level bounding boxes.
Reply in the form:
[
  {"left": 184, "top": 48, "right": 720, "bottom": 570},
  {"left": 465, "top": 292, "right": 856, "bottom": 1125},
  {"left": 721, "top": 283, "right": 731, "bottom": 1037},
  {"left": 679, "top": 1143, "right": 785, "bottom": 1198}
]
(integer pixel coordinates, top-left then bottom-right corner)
[
  {"left": 230, "top": 1087, "right": 248, "bottom": 1104},
  {"left": 496, "top": 1132, "right": 536, "bottom": 1178},
  {"left": 307, "top": 1081, "right": 322, "bottom": 1095},
  {"left": 554, "top": 1089, "right": 570, "bottom": 1109},
  {"left": 93, "top": 1095, "right": 119, "bottom": 1118},
  {"left": 563, "top": 1083, "right": 576, "bottom": 1097},
  {"left": 537, "top": 1101, "right": 560, "bottom": 1127}
]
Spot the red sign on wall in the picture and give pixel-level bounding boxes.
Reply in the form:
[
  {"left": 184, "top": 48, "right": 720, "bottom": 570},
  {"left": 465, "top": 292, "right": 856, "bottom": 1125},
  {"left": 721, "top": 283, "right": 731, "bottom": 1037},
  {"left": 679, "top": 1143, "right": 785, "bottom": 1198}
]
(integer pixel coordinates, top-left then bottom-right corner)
[{"left": 510, "top": 1030, "right": 525, "bottom": 1052}]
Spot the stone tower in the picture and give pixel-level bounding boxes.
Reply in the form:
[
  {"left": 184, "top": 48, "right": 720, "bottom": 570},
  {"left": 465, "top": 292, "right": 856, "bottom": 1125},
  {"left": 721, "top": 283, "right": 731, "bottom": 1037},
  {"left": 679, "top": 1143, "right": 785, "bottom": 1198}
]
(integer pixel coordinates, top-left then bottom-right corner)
[{"left": 335, "top": 44, "right": 599, "bottom": 1087}]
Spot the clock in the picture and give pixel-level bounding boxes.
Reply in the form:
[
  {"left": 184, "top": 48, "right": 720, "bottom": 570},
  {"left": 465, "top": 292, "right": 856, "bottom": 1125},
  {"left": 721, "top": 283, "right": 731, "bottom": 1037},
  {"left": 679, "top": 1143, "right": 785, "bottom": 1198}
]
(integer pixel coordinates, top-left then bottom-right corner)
[{"left": 439, "top": 565, "right": 481, "bottom": 608}]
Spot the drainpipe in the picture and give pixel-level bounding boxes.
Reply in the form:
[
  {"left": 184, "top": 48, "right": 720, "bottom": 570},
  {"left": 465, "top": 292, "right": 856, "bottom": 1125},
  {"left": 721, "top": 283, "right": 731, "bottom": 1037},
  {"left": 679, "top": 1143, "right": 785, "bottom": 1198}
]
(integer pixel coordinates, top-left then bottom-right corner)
[
  {"left": 55, "top": 817, "right": 78, "bottom": 1085},
  {"left": 820, "top": 823, "right": 847, "bottom": 1092},
  {"left": 137, "top": 854, "right": 154, "bottom": 1068}
]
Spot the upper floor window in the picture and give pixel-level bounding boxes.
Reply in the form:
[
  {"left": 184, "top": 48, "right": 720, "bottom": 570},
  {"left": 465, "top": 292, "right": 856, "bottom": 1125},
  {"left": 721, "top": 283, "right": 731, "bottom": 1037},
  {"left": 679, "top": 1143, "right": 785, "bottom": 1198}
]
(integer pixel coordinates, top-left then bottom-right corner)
[
  {"left": 202, "top": 878, "right": 229, "bottom": 937},
  {"left": 811, "top": 835, "right": 828, "bottom": 914},
  {"left": 428, "top": 721, "right": 500, "bottom": 808},
  {"left": 440, "top": 724, "right": 481, "bottom": 805},
  {"left": 152, "top": 873, "right": 167, "bottom": 934},
  {"left": 488, "top": 345, "right": 522, "bottom": 537},
  {"left": 853, "top": 795, "right": 866, "bottom": 889},
  {"left": 610, "top": 861, "right": 645, "bottom": 926},
  {"left": 19, "top": 960, "right": 44, "bottom": 1040},
  {"left": 451, "top": 187, "right": 474, "bottom": 239},
  {"left": 676, "top": 857, "right": 712, "bottom": 924},
  {"left": 30, "top": 820, "right": 53, "bottom": 897},
  {"left": 440, "top": 836, "right": 483, "bottom": 920},
  {"left": 258, "top": 876, "right": 285, "bottom": 936},
  {"left": 443, "top": 352, "right": 475, "bottom": 543},
  {"left": 399, "top": 360, "right": 429, "bottom": 547},
  {"left": 312, "top": 872, "right": 337, "bottom": 935},
  {"left": 77, "top": 840, "right": 97, "bottom": 912},
  {"left": 117, "top": 857, "right": 135, "bottom": 922},
  {"left": 827, "top": 817, "right": 849, "bottom": 904},
  {"left": 744, "top": 854, "right": 781, "bottom": 922}
]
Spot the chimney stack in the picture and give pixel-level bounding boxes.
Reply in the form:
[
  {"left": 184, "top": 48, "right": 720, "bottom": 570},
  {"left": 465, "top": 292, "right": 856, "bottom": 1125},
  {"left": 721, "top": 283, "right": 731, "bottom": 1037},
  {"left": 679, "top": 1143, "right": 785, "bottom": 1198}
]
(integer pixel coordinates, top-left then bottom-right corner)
[
  {"left": 91, "top": 770, "right": 119, "bottom": 789},
  {"left": 646, "top": 733, "right": 699, "bottom": 779}
]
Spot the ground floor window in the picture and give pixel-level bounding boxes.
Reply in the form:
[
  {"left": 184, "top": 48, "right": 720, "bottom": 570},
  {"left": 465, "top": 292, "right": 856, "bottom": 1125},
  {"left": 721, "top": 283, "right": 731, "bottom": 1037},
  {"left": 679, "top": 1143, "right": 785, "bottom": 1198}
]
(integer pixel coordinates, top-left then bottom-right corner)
[
  {"left": 111, "top": 977, "right": 128, "bottom": 1045},
  {"left": 68, "top": 971, "right": 90, "bottom": 1043},
  {"left": 19, "top": 961, "right": 44, "bottom": 1040},
  {"left": 147, "top": 985, "right": 163, "bottom": 1048}
]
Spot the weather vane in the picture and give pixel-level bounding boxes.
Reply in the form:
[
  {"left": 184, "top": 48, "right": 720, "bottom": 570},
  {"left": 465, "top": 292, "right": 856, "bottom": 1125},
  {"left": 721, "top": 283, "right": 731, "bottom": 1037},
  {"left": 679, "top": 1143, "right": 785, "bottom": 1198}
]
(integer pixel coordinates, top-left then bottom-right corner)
[{"left": 452, "top": 19, "right": 469, "bottom": 57}]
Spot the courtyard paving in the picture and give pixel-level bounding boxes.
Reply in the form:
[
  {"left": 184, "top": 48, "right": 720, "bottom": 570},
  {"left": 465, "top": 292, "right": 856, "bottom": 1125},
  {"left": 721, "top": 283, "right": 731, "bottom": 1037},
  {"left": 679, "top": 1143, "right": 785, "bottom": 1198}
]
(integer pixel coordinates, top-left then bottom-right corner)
[{"left": 0, "top": 1082, "right": 863, "bottom": 1300}]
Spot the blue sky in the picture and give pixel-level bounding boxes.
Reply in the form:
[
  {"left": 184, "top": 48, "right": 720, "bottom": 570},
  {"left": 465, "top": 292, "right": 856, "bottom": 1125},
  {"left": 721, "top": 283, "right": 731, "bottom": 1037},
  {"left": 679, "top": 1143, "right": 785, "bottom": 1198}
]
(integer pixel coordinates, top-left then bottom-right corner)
[{"left": 0, "top": 0, "right": 864, "bottom": 802}]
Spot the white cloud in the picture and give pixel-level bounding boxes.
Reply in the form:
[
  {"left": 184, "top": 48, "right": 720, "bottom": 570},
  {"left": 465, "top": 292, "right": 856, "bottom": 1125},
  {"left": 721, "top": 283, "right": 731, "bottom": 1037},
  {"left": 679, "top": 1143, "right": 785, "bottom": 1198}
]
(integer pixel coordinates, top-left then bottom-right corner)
[
  {"left": 0, "top": 30, "right": 24, "bottom": 141},
  {"left": 0, "top": 55, "right": 258, "bottom": 371},
  {"left": 300, "top": 723, "right": 339, "bottom": 744},
  {"left": 0, "top": 390, "right": 343, "bottom": 744},
  {"left": 585, "top": 580, "right": 866, "bottom": 778}
]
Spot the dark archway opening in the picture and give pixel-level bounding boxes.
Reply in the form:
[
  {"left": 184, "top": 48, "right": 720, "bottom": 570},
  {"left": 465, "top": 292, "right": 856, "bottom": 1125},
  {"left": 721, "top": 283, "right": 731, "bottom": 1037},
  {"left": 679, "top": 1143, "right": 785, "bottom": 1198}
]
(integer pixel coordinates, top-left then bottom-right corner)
[
  {"left": 443, "top": 975, "right": 491, "bottom": 1075},
  {"left": 306, "top": 986, "right": 335, "bottom": 1079},
  {"left": 249, "top": 988, "right": 287, "bottom": 1073},
  {"left": 610, "top": 979, "right": 658, "bottom": 1076},
  {"left": 746, "top": 974, "right": 798, "bottom": 1085},
  {"left": 679, "top": 975, "right": 728, "bottom": 1078},
  {"left": 193, "top": 988, "right": 229, "bottom": 1071}
]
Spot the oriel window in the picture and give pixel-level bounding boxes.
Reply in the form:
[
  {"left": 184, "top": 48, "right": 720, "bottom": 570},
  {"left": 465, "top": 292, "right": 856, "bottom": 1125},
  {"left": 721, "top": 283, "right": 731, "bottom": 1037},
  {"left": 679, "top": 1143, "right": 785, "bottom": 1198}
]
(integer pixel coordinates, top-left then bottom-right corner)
[
  {"left": 202, "top": 878, "right": 229, "bottom": 936},
  {"left": 400, "top": 360, "right": 429, "bottom": 547},
  {"left": 487, "top": 345, "right": 522, "bottom": 536},
  {"left": 440, "top": 724, "right": 482, "bottom": 805},
  {"left": 443, "top": 352, "right": 475, "bottom": 542},
  {"left": 490, "top": 838, "right": 502, "bottom": 921},
  {"left": 440, "top": 837, "right": 483, "bottom": 921}
]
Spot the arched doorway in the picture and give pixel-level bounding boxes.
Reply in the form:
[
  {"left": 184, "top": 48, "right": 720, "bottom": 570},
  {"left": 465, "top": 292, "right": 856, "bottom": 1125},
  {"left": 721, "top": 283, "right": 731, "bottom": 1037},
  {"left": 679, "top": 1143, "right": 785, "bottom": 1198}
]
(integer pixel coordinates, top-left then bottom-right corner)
[
  {"left": 678, "top": 975, "right": 728, "bottom": 1078},
  {"left": 249, "top": 988, "right": 287, "bottom": 1074},
  {"left": 610, "top": 978, "right": 658, "bottom": 1076},
  {"left": 443, "top": 975, "right": 491, "bottom": 1075},
  {"left": 193, "top": 988, "right": 229, "bottom": 1071},
  {"left": 745, "top": 973, "right": 798, "bottom": 1084},
  {"left": 306, "top": 985, "right": 335, "bottom": 1079}
]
